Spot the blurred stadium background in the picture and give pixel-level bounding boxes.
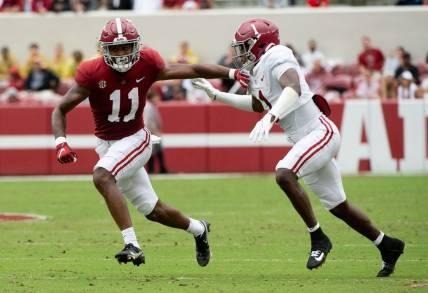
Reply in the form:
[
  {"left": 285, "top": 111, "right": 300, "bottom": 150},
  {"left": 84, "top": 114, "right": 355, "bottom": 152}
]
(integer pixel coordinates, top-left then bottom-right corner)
[
  {"left": 0, "top": 1, "right": 428, "bottom": 292},
  {"left": 0, "top": 4, "right": 427, "bottom": 175}
]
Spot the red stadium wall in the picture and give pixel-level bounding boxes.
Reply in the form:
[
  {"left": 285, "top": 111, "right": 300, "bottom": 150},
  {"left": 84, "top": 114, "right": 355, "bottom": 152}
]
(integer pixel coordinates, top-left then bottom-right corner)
[{"left": 0, "top": 100, "right": 427, "bottom": 175}]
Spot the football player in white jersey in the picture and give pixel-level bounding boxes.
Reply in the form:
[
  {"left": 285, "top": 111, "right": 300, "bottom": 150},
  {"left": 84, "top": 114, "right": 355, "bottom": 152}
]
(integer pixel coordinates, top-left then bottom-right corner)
[{"left": 192, "top": 18, "right": 404, "bottom": 277}]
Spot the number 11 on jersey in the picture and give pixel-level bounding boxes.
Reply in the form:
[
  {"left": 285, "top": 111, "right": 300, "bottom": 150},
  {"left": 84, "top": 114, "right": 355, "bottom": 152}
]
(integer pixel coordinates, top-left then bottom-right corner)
[{"left": 108, "top": 87, "right": 139, "bottom": 123}]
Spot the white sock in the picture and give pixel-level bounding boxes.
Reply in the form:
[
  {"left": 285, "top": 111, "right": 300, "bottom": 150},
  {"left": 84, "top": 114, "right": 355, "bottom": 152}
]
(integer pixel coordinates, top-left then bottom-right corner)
[
  {"left": 121, "top": 227, "right": 140, "bottom": 248},
  {"left": 186, "top": 218, "right": 204, "bottom": 237},
  {"left": 307, "top": 222, "right": 320, "bottom": 233},
  {"left": 373, "top": 231, "right": 385, "bottom": 246}
]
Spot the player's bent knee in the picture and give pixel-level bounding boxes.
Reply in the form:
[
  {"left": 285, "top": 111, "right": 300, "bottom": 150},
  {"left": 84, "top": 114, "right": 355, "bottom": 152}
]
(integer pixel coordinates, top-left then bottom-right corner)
[
  {"left": 275, "top": 168, "right": 297, "bottom": 189},
  {"left": 329, "top": 200, "right": 349, "bottom": 218},
  {"left": 92, "top": 167, "right": 115, "bottom": 189},
  {"left": 135, "top": 199, "right": 157, "bottom": 216},
  {"left": 145, "top": 201, "right": 164, "bottom": 222}
]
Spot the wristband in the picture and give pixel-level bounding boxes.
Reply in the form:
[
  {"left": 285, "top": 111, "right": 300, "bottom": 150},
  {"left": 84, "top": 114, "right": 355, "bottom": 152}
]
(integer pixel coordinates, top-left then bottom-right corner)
[
  {"left": 55, "top": 136, "right": 67, "bottom": 146},
  {"left": 228, "top": 69, "right": 236, "bottom": 80}
]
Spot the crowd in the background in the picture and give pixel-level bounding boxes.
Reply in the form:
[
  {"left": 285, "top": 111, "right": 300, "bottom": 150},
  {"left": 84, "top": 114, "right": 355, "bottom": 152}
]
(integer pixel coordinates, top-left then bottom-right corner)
[
  {"left": 0, "top": 43, "right": 83, "bottom": 103},
  {"left": 299, "top": 37, "right": 428, "bottom": 101},
  {"left": 2, "top": 0, "right": 427, "bottom": 13},
  {"left": 0, "top": 0, "right": 215, "bottom": 12},
  {"left": 0, "top": 38, "right": 427, "bottom": 104}
]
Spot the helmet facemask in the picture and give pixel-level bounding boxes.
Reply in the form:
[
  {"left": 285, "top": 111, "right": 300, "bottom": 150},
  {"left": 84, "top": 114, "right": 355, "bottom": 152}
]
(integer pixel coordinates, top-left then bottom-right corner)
[
  {"left": 231, "top": 37, "right": 259, "bottom": 72},
  {"left": 100, "top": 38, "right": 140, "bottom": 73}
]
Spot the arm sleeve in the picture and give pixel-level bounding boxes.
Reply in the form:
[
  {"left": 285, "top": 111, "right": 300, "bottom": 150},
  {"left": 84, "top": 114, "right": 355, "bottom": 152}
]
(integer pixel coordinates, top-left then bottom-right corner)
[{"left": 75, "top": 62, "right": 92, "bottom": 89}]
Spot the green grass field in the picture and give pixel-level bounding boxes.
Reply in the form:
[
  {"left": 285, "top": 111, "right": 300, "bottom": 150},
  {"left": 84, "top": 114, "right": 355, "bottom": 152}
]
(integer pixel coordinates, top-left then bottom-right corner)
[{"left": 0, "top": 175, "right": 427, "bottom": 292}]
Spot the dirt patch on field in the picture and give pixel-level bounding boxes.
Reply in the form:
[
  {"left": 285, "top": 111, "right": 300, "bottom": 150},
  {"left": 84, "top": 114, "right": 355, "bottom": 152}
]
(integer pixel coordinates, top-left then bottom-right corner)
[{"left": 0, "top": 213, "right": 47, "bottom": 222}]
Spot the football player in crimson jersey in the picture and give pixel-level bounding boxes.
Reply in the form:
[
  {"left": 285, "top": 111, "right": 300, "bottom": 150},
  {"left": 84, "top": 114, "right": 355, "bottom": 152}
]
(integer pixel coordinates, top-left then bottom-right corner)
[
  {"left": 52, "top": 17, "right": 249, "bottom": 267},
  {"left": 193, "top": 18, "right": 404, "bottom": 277}
]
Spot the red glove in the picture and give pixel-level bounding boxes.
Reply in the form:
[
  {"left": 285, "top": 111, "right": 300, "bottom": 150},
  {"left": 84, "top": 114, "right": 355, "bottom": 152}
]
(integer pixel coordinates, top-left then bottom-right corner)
[
  {"left": 56, "top": 140, "right": 77, "bottom": 164},
  {"left": 230, "top": 69, "right": 250, "bottom": 90}
]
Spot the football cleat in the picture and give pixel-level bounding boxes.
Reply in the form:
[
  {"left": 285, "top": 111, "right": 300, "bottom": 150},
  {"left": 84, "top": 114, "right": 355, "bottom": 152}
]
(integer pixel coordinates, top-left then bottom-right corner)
[
  {"left": 306, "top": 235, "right": 333, "bottom": 270},
  {"left": 377, "top": 237, "right": 405, "bottom": 277},
  {"left": 115, "top": 243, "right": 145, "bottom": 266},
  {"left": 194, "top": 220, "right": 211, "bottom": 267}
]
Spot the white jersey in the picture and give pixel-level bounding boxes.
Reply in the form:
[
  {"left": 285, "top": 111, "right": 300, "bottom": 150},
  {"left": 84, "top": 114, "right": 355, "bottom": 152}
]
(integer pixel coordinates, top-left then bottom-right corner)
[{"left": 250, "top": 45, "right": 322, "bottom": 143}]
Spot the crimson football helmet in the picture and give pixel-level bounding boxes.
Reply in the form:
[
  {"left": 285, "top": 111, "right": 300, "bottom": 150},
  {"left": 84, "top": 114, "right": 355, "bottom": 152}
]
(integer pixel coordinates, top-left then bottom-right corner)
[
  {"left": 231, "top": 18, "right": 280, "bottom": 70},
  {"left": 99, "top": 18, "right": 141, "bottom": 72}
]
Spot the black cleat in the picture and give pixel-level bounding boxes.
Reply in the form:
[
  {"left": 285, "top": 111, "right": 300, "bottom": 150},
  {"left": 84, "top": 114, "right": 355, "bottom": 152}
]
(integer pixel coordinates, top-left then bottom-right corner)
[
  {"left": 306, "top": 236, "right": 333, "bottom": 270},
  {"left": 377, "top": 237, "right": 405, "bottom": 277},
  {"left": 115, "top": 243, "right": 145, "bottom": 266},
  {"left": 194, "top": 220, "right": 211, "bottom": 267}
]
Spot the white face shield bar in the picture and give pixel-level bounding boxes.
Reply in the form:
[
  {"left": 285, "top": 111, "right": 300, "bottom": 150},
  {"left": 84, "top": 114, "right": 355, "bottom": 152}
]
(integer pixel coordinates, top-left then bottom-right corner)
[
  {"left": 231, "top": 37, "right": 258, "bottom": 71},
  {"left": 99, "top": 38, "right": 140, "bottom": 73}
]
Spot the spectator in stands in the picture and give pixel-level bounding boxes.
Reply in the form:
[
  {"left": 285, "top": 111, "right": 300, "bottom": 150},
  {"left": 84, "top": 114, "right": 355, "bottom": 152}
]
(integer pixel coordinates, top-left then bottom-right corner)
[
  {"left": 170, "top": 83, "right": 187, "bottom": 101},
  {"left": 354, "top": 66, "right": 381, "bottom": 99},
  {"left": 396, "top": 71, "right": 418, "bottom": 100},
  {"left": 7, "top": 66, "right": 24, "bottom": 91},
  {"left": 395, "top": 51, "right": 420, "bottom": 85},
  {"left": 307, "top": 0, "right": 329, "bottom": 6},
  {"left": 421, "top": 52, "right": 428, "bottom": 101},
  {"left": 170, "top": 41, "right": 199, "bottom": 65},
  {"left": 0, "top": 47, "right": 20, "bottom": 80},
  {"left": 132, "top": 0, "right": 162, "bottom": 12},
  {"left": 24, "top": 43, "right": 47, "bottom": 76},
  {"left": 358, "top": 36, "right": 384, "bottom": 73},
  {"left": 24, "top": 59, "right": 59, "bottom": 92},
  {"left": 144, "top": 91, "right": 169, "bottom": 174},
  {"left": 0, "top": 66, "right": 24, "bottom": 103},
  {"left": 260, "top": 0, "right": 285, "bottom": 8},
  {"left": 381, "top": 46, "right": 405, "bottom": 100},
  {"left": 163, "top": 0, "right": 180, "bottom": 8},
  {"left": 0, "top": 0, "right": 23, "bottom": 11},
  {"left": 70, "top": 0, "right": 95, "bottom": 12},
  {"left": 65, "top": 50, "right": 84, "bottom": 78},
  {"left": 302, "top": 39, "right": 326, "bottom": 74},
  {"left": 199, "top": 0, "right": 213, "bottom": 8},
  {"left": 49, "top": 43, "right": 70, "bottom": 80},
  {"left": 31, "top": 0, "right": 52, "bottom": 12},
  {"left": 217, "top": 47, "right": 236, "bottom": 92},
  {"left": 107, "top": 0, "right": 132, "bottom": 10},
  {"left": 182, "top": 0, "right": 200, "bottom": 9},
  {"left": 396, "top": 0, "right": 423, "bottom": 5},
  {"left": 305, "top": 59, "right": 328, "bottom": 95},
  {"left": 51, "top": 0, "right": 71, "bottom": 12},
  {"left": 383, "top": 47, "right": 405, "bottom": 77}
]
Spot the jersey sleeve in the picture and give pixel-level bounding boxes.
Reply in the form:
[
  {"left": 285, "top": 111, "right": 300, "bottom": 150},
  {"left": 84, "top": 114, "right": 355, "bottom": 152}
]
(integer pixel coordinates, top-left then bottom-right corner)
[
  {"left": 269, "top": 48, "right": 300, "bottom": 81},
  {"left": 75, "top": 61, "right": 92, "bottom": 89},
  {"left": 144, "top": 48, "right": 166, "bottom": 75}
]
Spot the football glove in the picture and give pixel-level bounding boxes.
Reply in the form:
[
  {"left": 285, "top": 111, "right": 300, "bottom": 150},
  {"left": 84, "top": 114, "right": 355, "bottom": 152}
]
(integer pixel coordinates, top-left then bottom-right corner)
[
  {"left": 56, "top": 140, "right": 77, "bottom": 164},
  {"left": 191, "top": 78, "right": 218, "bottom": 100},
  {"left": 249, "top": 113, "right": 277, "bottom": 142},
  {"left": 230, "top": 69, "right": 250, "bottom": 90}
]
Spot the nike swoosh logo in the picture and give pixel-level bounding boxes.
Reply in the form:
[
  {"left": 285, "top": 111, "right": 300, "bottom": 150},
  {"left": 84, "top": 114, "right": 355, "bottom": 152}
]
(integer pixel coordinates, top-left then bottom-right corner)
[
  {"left": 314, "top": 252, "right": 324, "bottom": 262},
  {"left": 136, "top": 76, "right": 145, "bottom": 83}
]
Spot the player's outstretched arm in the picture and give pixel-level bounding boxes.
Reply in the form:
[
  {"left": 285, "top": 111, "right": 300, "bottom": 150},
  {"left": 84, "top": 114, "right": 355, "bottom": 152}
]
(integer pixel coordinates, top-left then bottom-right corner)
[
  {"left": 191, "top": 78, "right": 263, "bottom": 112},
  {"left": 51, "top": 84, "right": 89, "bottom": 164},
  {"left": 156, "top": 63, "right": 250, "bottom": 88}
]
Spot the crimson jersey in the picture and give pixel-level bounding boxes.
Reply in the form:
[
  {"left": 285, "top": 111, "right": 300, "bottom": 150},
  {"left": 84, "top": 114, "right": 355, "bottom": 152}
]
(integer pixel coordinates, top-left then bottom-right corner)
[{"left": 75, "top": 48, "right": 165, "bottom": 140}]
